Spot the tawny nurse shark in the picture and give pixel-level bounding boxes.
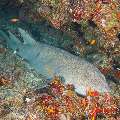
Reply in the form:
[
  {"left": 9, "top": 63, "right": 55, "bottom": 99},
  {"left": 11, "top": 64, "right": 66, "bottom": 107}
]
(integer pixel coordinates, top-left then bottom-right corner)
[{"left": 0, "top": 28, "right": 110, "bottom": 95}]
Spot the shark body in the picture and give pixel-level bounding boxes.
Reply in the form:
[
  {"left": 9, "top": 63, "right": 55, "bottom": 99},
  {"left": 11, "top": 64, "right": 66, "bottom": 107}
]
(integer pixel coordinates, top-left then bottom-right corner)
[{"left": 0, "top": 28, "right": 110, "bottom": 95}]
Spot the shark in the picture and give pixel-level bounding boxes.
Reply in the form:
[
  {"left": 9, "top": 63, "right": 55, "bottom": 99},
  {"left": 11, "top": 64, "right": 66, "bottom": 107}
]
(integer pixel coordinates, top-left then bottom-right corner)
[{"left": 0, "top": 28, "right": 110, "bottom": 95}]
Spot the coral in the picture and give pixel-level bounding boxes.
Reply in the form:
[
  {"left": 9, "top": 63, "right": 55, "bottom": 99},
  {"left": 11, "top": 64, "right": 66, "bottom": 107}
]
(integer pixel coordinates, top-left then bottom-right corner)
[
  {"left": 0, "top": 1, "right": 120, "bottom": 119},
  {"left": 24, "top": 76, "right": 119, "bottom": 120}
]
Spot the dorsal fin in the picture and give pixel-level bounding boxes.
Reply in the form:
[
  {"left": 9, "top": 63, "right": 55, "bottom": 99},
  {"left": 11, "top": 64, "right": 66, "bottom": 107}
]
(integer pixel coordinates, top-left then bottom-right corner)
[{"left": 18, "top": 28, "right": 35, "bottom": 45}]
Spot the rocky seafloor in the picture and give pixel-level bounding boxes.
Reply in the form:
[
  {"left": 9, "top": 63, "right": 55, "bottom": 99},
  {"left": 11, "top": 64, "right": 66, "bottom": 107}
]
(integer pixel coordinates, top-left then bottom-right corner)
[
  {"left": 0, "top": 43, "right": 120, "bottom": 120},
  {"left": 0, "top": 0, "right": 120, "bottom": 120}
]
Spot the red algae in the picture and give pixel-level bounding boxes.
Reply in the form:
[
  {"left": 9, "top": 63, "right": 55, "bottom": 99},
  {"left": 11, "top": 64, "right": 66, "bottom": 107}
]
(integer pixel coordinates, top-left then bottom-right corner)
[{"left": 24, "top": 76, "right": 119, "bottom": 120}]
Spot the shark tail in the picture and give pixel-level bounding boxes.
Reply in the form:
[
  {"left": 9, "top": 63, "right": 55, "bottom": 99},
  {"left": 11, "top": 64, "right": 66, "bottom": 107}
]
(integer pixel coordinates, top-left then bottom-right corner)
[
  {"left": 0, "top": 29, "right": 23, "bottom": 51},
  {"left": 0, "top": 29, "right": 10, "bottom": 42}
]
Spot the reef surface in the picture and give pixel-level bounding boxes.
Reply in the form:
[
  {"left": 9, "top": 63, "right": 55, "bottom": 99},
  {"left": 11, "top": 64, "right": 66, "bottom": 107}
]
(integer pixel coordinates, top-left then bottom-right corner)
[{"left": 0, "top": 0, "right": 120, "bottom": 120}]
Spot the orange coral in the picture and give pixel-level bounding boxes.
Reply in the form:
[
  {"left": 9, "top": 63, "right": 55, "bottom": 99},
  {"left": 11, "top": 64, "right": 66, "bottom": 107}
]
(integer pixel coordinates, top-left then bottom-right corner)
[{"left": 0, "top": 76, "right": 11, "bottom": 86}]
